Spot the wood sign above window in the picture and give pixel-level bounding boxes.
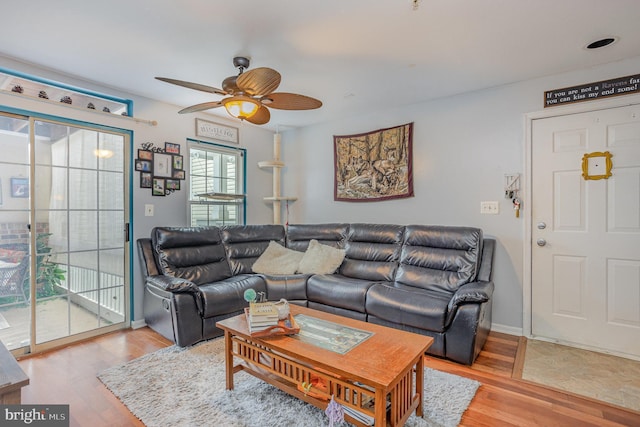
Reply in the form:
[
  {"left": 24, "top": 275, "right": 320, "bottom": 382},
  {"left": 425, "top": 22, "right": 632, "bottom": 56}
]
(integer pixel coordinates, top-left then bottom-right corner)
[{"left": 195, "top": 119, "right": 238, "bottom": 144}]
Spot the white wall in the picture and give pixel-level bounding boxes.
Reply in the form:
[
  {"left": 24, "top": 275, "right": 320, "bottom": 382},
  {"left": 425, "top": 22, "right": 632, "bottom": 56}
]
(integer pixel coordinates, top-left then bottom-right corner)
[
  {"left": 0, "top": 56, "right": 276, "bottom": 322},
  {"left": 281, "top": 55, "right": 640, "bottom": 332},
  {"left": 4, "top": 53, "right": 640, "bottom": 332}
]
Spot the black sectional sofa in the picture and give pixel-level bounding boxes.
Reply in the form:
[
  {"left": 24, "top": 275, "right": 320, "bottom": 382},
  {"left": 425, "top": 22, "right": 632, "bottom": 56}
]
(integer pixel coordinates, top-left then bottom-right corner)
[{"left": 137, "top": 223, "right": 495, "bottom": 365}]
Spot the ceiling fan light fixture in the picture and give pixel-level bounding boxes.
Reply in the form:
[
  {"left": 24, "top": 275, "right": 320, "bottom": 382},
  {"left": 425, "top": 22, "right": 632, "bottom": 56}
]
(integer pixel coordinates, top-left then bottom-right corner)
[{"left": 223, "top": 96, "right": 260, "bottom": 120}]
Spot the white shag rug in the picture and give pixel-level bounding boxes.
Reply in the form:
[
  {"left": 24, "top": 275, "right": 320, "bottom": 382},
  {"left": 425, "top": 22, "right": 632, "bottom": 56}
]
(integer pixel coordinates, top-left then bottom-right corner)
[{"left": 98, "top": 339, "right": 480, "bottom": 427}]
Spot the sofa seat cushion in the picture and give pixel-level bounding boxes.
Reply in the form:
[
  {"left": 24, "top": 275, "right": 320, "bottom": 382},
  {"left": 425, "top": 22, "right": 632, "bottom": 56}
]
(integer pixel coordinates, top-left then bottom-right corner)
[
  {"left": 365, "top": 283, "right": 452, "bottom": 333},
  {"left": 199, "top": 274, "right": 266, "bottom": 318},
  {"left": 262, "top": 274, "right": 310, "bottom": 301},
  {"left": 307, "top": 274, "right": 380, "bottom": 313}
]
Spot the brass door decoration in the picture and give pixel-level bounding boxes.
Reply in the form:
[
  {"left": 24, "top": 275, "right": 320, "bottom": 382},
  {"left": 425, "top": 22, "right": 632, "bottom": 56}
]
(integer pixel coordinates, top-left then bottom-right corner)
[
  {"left": 581, "top": 151, "right": 613, "bottom": 180},
  {"left": 334, "top": 123, "right": 414, "bottom": 202}
]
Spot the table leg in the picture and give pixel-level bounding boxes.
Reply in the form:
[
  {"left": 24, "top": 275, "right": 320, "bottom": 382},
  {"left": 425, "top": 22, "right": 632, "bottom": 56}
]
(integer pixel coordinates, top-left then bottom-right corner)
[
  {"left": 416, "top": 356, "right": 425, "bottom": 417},
  {"left": 374, "top": 388, "right": 387, "bottom": 426},
  {"left": 224, "top": 331, "right": 234, "bottom": 390}
]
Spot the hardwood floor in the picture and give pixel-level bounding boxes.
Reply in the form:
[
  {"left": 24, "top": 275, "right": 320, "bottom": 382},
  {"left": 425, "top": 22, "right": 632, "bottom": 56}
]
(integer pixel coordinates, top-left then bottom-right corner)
[
  {"left": 15, "top": 328, "right": 640, "bottom": 427},
  {"left": 17, "top": 327, "right": 172, "bottom": 427},
  {"left": 426, "top": 333, "right": 640, "bottom": 427}
]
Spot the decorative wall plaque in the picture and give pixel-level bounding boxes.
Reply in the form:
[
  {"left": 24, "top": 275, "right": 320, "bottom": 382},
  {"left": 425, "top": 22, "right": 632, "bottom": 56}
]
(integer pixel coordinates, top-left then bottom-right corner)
[
  {"left": 545, "top": 74, "right": 640, "bottom": 108},
  {"left": 195, "top": 118, "right": 239, "bottom": 144}
]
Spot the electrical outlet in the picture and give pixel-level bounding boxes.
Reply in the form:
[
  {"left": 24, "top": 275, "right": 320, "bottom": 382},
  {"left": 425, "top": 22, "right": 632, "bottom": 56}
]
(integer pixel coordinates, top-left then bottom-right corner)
[
  {"left": 145, "top": 204, "right": 154, "bottom": 217},
  {"left": 480, "top": 201, "right": 499, "bottom": 214}
]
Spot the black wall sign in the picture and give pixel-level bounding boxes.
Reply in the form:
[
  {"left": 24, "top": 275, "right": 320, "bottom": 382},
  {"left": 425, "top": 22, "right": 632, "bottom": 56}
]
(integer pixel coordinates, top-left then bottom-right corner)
[{"left": 544, "top": 74, "right": 640, "bottom": 108}]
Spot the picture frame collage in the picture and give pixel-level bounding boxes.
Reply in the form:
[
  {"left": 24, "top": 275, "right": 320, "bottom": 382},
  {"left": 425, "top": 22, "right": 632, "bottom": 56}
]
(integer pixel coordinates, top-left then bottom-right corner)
[{"left": 135, "top": 142, "right": 185, "bottom": 196}]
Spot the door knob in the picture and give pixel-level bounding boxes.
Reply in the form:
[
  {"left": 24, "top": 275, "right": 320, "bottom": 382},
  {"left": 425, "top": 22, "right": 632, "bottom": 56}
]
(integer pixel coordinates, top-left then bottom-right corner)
[
  {"left": 537, "top": 222, "right": 546, "bottom": 230},
  {"left": 536, "top": 238, "right": 547, "bottom": 247}
]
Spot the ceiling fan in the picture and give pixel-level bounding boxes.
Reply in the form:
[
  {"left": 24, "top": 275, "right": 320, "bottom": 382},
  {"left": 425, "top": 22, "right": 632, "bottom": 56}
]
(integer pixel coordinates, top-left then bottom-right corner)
[{"left": 155, "top": 57, "right": 322, "bottom": 125}]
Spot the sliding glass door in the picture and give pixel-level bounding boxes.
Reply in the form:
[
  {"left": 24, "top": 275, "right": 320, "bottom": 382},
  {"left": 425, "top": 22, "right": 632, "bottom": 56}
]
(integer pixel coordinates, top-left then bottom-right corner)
[
  {"left": 0, "top": 114, "right": 31, "bottom": 350},
  {"left": 0, "top": 113, "right": 130, "bottom": 353}
]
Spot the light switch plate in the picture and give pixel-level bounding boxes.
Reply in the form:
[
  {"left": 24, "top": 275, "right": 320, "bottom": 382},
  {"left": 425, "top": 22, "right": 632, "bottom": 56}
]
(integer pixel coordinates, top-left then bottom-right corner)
[
  {"left": 145, "top": 204, "right": 154, "bottom": 217},
  {"left": 480, "top": 201, "right": 499, "bottom": 214}
]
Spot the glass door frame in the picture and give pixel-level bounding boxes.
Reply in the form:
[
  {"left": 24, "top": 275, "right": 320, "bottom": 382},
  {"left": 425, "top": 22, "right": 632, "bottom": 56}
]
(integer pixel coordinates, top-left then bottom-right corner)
[{"left": 1, "top": 107, "right": 133, "bottom": 356}]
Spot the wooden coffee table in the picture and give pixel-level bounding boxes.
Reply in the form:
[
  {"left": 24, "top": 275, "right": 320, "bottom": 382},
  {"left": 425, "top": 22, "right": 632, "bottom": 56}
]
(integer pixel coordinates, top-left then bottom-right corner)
[{"left": 216, "top": 305, "right": 433, "bottom": 427}]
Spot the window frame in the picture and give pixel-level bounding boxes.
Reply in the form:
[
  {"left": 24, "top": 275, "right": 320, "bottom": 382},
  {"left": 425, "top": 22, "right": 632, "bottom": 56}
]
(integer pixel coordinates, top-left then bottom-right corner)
[{"left": 187, "top": 138, "right": 246, "bottom": 226}]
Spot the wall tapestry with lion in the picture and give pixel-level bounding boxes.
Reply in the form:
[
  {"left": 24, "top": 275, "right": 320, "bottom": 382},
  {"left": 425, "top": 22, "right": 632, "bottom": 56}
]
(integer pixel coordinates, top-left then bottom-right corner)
[{"left": 334, "top": 122, "right": 413, "bottom": 202}]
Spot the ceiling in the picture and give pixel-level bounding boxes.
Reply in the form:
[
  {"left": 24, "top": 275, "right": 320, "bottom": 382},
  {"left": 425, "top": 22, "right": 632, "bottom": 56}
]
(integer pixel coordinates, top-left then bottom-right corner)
[{"left": 0, "top": 0, "right": 639, "bottom": 130}]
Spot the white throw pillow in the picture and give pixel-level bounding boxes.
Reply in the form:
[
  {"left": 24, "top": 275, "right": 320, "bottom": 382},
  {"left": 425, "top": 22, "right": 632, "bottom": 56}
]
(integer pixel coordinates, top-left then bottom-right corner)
[
  {"left": 297, "top": 239, "right": 346, "bottom": 275},
  {"left": 252, "top": 241, "right": 304, "bottom": 275}
]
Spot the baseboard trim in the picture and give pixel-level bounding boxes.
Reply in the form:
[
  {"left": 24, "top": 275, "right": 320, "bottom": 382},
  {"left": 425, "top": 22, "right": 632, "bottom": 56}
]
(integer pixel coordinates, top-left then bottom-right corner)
[
  {"left": 491, "top": 322, "right": 522, "bottom": 336},
  {"left": 131, "top": 319, "right": 147, "bottom": 329}
]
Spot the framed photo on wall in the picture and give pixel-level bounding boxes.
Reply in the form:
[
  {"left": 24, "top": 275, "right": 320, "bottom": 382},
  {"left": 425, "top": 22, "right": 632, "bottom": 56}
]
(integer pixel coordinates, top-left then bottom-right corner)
[
  {"left": 166, "top": 179, "right": 180, "bottom": 191},
  {"left": 153, "top": 153, "right": 172, "bottom": 178},
  {"left": 165, "top": 142, "right": 180, "bottom": 154},
  {"left": 137, "top": 149, "right": 153, "bottom": 161},
  {"left": 152, "top": 178, "right": 165, "bottom": 196},
  {"left": 135, "top": 159, "right": 152, "bottom": 172},
  {"left": 140, "top": 172, "right": 152, "bottom": 188},
  {"left": 173, "top": 154, "right": 183, "bottom": 171},
  {"left": 10, "top": 177, "right": 29, "bottom": 198}
]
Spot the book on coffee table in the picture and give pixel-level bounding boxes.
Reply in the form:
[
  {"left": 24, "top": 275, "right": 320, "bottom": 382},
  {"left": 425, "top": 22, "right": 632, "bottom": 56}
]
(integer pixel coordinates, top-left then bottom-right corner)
[
  {"left": 247, "top": 302, "right": 279, "bottom": 333},
  {"left": 249, "top": 302, "right": 278, "bottom": 318},
  {"left": 243, "top": 307, "right": 300, "bottom": 337}
]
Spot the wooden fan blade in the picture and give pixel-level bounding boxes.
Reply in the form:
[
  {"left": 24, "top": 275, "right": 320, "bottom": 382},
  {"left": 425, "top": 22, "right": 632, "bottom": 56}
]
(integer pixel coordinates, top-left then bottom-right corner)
[
  {"left": 246, "top": 106, "right": 271, "bottom": 125},
  {"left": 178, "top": 101, "right": 223, "bottom": 114},
  {"left": 236, "top": 67, "right": 281, "bottom": 96},
  {"left": 156, "top": 77, "right": 227, "bottom": 96},
  {"left": 264, "top": 92, "right": 322, "bottom": 110}
]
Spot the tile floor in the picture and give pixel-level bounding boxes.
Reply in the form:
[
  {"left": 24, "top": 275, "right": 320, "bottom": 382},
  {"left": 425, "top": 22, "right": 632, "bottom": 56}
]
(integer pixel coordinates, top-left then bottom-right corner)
[{"left": 520, "top": 339, "right": 640, "bottom": 412}]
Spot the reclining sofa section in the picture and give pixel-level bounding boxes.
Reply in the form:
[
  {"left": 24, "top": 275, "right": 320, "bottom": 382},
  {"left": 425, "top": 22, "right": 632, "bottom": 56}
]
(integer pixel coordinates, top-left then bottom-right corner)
[{"left": 137, "top": 223, "right": 495, "bottom": 365}]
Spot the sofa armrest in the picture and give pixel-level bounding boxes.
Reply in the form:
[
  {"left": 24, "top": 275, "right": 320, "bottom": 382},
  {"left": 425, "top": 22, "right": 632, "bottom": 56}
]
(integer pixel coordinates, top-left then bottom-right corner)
[
  {"left": 447, "top": 280, "right": 494, "bottom": 313},
  {"left": 445, "top": 280, "right": 494, "bottom": 354},
  {"left": 146, "top": 275, "right": 198, "bottom": 293},
  {"left": 146, "top": 275, "right": 203, "bottom": 314}
]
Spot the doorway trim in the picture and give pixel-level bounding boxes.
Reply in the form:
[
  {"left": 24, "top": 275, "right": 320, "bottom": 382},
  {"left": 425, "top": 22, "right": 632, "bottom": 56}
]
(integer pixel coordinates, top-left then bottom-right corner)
[{"left": 523, "top": 93, "right": 640, "bottom": 344}]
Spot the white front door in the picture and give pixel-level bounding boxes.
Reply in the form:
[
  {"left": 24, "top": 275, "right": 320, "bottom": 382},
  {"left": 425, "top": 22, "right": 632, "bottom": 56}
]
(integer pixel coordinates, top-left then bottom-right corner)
[{"left": 531, "top": 104, "right": 640, "bottom": 358}]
